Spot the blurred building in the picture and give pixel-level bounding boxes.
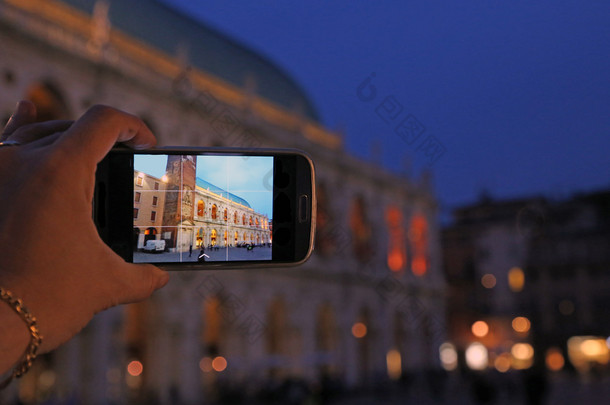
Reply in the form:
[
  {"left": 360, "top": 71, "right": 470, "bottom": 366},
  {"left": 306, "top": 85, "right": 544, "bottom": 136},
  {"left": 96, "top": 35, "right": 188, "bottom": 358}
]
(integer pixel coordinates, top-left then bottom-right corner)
[
  {"left": 443, "top": 190, "right": 610, "bottom": 374},
  {"left": 0, "top": 0, "right": 445, "bottom": 403}
]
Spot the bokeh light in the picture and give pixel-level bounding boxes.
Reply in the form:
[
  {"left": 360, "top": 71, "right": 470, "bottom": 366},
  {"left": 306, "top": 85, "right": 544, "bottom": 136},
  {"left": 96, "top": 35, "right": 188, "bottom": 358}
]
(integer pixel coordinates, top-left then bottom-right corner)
[
  {"left": 127, "top": 360, "right": 143, "bottom": 377},
  {"left": 212, "top": 356, "right": 227, "bottom": 372},
  {"left": 511, "top": 343, "right": 534, "bottom": 369},
  {"left": 512, "top": 316, "right": 531, "bottom": 333},
  {"left": 494, "top": 353, "right": 512, "bottom": 373},
  {"left": 352, "top": 322, "right": 367, "bottom": 338},
  {"left": 481, "top": 274, "right": 496, "bottom": 289},
  {"left": 386, "top": 349, "right": 402, "bottom": 380},
  {"left": 439, "top": 342, "right": 458, "bottom": 371},
  {"left": 568, "top": 336, "right": 610, "bottom": 373},
  {"left": 580, "top": 339, "right": 607, "bottom": 357},
  {"left": 465, "top": 342, "right": 488, "bottom": 370},
  {"left": 508, "top": 267, "right": 525, "bottom": 292},
  {"left": 546, "top": 347, "right": 565, "bottom": 371},
  {"left": 199, "top": 357, "right": 213, "bottom": 372},
  {"left": 471, "top": 320, "right": 489, "bottom": 338}
]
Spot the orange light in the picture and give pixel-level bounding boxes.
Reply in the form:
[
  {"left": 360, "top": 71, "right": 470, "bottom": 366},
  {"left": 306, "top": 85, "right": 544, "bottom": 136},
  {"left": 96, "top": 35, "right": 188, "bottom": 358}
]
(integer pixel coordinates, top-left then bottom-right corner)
[
  {"left": 511, "top": 343, "right": 534, "bottom": 369},
  {"left": 386, "top": 349, "right": 402, "bottom": 380},
  {"left": 481, "top": 274, "right": 496, "bottom": 289},
  {"left": 352, "top": 322, "right": 367, "bottom": 338},
  {"left": 127, "top": 360, "right": 143, "bottom": 377},
  {"left": 494, "top": 353, "right": 512, "bottom": 373},
  {"left": 546, "top": 348, "right": 564, "bottom": 371},
  {"left": 388, "top": 249, "right": 404, "bottom": 272},
  {"left": 508, "top": 267, "right": 525, "bottom": 292},
  {"left": 512, "top": 317, "right": 531, "bottom": 333},
  {"left": 471, "top": 321, "right": 489, "bottom": 338},
  {"left": 199, "top": 357, "right": 213, "bottom": 372},
  {"left": 212, "top": 356, "right": 227, "bottom": 372},
  {"left": 412, "top": 256, "right": 427, "bottom": 276}
]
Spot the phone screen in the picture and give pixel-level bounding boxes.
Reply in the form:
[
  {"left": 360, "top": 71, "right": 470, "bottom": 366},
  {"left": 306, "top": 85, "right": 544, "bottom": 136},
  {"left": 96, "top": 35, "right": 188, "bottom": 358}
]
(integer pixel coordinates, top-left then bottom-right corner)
[{"left": 133, "top": 154, "right": 273, "bottom": 263}]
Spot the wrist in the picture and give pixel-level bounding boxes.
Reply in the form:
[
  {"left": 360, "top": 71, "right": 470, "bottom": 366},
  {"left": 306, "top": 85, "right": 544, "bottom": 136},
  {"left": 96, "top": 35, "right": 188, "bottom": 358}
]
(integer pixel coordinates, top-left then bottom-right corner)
[
  {"left": 0, "top": 295, "right": 30, "bottom": 373},
  {"left": 0, "top": 287, "right": 43, "bottom": 389}
]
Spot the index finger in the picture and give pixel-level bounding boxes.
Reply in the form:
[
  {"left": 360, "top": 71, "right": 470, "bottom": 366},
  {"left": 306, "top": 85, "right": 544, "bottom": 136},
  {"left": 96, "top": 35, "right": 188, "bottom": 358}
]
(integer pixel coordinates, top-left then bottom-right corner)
[{"left": 58, "top": 105, "right": 157, "bottom": 165}]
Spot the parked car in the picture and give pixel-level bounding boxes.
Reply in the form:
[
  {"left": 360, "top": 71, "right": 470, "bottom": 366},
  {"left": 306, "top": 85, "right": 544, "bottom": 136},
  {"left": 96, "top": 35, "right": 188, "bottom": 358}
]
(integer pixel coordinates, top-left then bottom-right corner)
[{"left": 143, "top": 239, "right": 166, "bottom": 253}]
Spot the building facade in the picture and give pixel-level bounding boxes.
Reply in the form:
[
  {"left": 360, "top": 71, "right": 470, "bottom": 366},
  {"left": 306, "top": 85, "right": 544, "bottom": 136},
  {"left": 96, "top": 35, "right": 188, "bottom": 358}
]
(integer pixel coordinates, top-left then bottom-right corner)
[
  {"left": 0, "top": 0, "right": 445, "bottom": 403},
  {"left": 133, "top": 171, "right": 167, "bottom": 249},
  {"left": 134, "top": 155, "right": 270, "bottom": 252},
  {"left": 443, "top": 191, "right": 610, "bottom": 374}
]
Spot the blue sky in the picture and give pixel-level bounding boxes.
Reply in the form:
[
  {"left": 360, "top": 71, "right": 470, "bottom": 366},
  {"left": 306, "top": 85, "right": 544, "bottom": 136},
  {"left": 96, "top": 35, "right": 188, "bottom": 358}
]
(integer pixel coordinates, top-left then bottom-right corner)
[
  {"left": 162, "top": 0, "right": 610, "bottom": 220},
  {"left": 134, "top": 154, "right": 273, "bottom": 217}
]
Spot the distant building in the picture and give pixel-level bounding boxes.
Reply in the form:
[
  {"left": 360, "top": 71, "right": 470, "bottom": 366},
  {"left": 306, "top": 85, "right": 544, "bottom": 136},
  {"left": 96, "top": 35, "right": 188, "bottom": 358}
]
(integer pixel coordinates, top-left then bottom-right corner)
[
  {"left": 133, "top": 171, "right": 167, "bottom": 248},
  {"left": 523, "top": 191, "right": 610, "bottom": 358},
  {"left": 443, "top": 190, "right": 610, "bottom": 373},
  {"left": 0, "top": 0, "right": 445, "bottom": 403}
]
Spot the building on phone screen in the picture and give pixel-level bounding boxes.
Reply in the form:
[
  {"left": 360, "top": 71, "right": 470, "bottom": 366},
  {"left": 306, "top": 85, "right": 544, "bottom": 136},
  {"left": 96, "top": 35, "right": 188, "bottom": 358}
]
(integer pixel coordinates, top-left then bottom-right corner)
[
  {"left": 134, "top": 154, "right": 270, "bottom": 252},
  {"left": 0, "top": 0, "right": 445, "bottom": 403}
]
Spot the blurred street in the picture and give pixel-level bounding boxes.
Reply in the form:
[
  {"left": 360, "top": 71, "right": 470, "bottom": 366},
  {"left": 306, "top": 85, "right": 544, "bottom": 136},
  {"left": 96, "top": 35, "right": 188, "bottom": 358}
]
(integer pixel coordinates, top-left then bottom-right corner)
[{"left": 323, "top": 372, "right": 610, "bottom": 405}]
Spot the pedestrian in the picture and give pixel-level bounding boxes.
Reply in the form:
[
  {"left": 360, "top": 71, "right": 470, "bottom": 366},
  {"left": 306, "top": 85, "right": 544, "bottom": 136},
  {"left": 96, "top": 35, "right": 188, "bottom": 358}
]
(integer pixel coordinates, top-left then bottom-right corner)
[
  {"left": 189, "top": 244, "right": 193, "bottom": 257},
  {"left": 198, "top": 246, "right": 206, "bottom": 262}
]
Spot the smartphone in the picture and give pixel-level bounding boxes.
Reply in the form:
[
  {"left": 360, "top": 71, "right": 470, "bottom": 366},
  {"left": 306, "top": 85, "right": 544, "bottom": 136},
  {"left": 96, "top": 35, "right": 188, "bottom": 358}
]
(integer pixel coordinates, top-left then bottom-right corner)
[{"left": 94, "top": 147, "right": 315, "bottom": 269}]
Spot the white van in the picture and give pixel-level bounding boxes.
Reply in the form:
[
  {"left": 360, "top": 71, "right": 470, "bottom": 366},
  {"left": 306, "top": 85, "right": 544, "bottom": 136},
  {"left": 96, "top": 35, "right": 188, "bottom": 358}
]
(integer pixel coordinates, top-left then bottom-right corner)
[{"left": 143, "top": 239, "right": 166, "bottom": 253}]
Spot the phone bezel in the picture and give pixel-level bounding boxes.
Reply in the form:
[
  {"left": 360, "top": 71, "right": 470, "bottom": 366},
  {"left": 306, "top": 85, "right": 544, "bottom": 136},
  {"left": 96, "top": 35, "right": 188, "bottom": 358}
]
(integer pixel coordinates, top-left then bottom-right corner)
[{"left": 94, "top": 147, "right": 316, "bottom": 270}]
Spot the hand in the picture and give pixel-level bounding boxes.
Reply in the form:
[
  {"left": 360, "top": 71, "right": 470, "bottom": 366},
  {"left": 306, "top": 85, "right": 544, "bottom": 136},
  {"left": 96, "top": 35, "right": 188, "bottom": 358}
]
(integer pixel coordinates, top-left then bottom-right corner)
[{"left": 0, "top": 101, "right": 169, "bottom": 374}]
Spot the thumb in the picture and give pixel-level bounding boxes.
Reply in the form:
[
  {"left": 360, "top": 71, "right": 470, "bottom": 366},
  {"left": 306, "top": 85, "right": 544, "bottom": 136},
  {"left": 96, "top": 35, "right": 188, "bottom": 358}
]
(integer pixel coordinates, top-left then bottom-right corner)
[{"left": 112, "top": 264, "right": 170, "bottom": 305}]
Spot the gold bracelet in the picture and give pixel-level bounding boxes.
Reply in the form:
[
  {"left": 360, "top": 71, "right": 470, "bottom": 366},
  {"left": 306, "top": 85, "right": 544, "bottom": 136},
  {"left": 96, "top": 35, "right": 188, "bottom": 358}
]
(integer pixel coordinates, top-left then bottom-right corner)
[{"left": 0, "top": 287, "right": 43, "bottom": 390}]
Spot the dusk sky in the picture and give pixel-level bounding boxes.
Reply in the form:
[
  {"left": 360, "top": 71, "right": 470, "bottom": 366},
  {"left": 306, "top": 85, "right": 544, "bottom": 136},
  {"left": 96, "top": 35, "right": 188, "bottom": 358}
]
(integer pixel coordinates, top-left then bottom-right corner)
[
  {"left": 134, "top": 154, "right": 273, "bottom": 217},
  {"left": 163, "top": 0, "right": 610, "bottom": 219}
]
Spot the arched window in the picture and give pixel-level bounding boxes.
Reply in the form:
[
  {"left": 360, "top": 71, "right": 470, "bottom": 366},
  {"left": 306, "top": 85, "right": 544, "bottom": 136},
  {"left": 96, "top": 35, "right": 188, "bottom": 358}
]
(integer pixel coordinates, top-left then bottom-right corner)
[
  {"left": 409, "top": 214, "right": 428, "bottom": 276},
  {"left": 255, "top": 218, "right": 260, "bottom": 228},
  {"left": 242, "top": 214, "right": 246, "bottom": 225},
  {"left": 196, "top": 227, "right": 204, "bottom": 247},
  {"left": 266, "top": 297, "right": 287, "bottom": 357},
  {"left": 197, "top": 200, "right": 204, "bottom": 217},
  {"left": 249, "top": 216, "right": 253, "bottom": 226},
  {"left": 386, "top": 206, "right": 407, "bottom": 272},
  {"left": 223, "top": 230, "right": 227, "bottom": 245},
  {"left": 234, "top": 231, "right": 238, "bottom": 244},
  {"left": 355, "top": 307, "right": 372, "bottom": 384},
  {"left": 211, "top": 229, "right": 217, "bottom": 246},
  {"left": 144, "top": 227, "right": 157, "bottom": 243},
  {"left": 316, "top": 303, "right": 338, "bottom": 375},
  {"left": 349, "top": 196, "right": 373, "bottom": 262},
  {"left": 223, "top": 208, "right": 228, "bottom": 222},
  {"left": 211, "top": 204, "right": 217, "bottom": 220},
  {"left": 234, "top": 211, "right": 238, "bottom": 224},
  {"left": 202, "top": 296, "right": 222, "bottom": 357},
  {"left": 25, "top": 80, "right": 71, "bottom": 121}
]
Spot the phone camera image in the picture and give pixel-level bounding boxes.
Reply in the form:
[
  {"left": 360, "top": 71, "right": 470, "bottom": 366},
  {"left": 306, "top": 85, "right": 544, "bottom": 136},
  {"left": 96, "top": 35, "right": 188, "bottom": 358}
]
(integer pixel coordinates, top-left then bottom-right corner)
[{"left": 133, "top": 154, "right": 273, "bottom": 263}]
